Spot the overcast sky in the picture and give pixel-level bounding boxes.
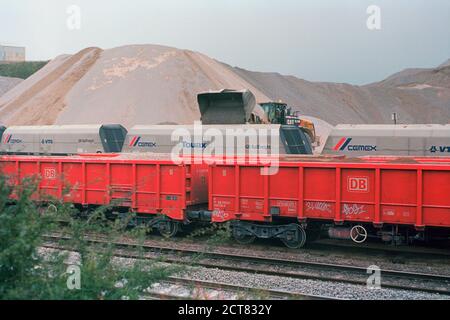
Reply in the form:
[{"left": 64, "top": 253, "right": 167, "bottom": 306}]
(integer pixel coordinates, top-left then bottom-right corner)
[{"left": 1, "top": 0, "right": 449, "bottom": 84}]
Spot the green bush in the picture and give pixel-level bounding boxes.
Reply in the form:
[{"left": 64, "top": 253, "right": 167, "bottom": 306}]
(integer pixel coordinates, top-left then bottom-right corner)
[
  {"left": 0, "top": 176, "right": 176, "bottom": 300},
  {"left": 0, "top": 61, "right": 48, "bottom": 79}
]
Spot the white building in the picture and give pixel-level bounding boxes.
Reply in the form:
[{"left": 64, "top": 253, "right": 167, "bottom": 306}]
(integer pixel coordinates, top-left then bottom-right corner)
[{"left": 0, "top": 45, "right": 26, "bottom": 62}]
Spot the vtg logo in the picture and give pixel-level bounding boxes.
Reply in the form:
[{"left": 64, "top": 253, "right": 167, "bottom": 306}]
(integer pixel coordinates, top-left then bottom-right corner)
[
  {"left": 348, "top": 177, "right": 369, "bottom": 193},
  {"left": 129, "top": 136, "right": 156, "bottom": 148},
  {"left": 41, "top": 139, "right": 54, "bottom": 145},
  {"left": 334, "top": 137, "right": 377, "bottom": 152},
  {"left": 3, "top": 134, "right": 22, "bottom": 144},
  {"left": 430, "top": 146, "right": 450, "bottom": 153}
]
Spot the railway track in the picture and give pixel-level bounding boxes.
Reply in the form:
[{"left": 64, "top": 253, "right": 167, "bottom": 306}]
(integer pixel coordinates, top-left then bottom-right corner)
[
  {"left": 308, "top": 239, "right": 450, "bottom": 260},
  {"left": 42, "top": 233, "right": 450, "bottom": 297},
  {"left": 41, "top": 235, "right": 333, "bottom": 300},
  {"left": 54, "top": 219, "right": 450, "bottom": 260}
]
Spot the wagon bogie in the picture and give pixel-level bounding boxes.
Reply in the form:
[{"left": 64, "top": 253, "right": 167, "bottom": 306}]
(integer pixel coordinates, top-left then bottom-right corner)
[{"left": 231, "top": 221, "right": 307, "bottom": 248}]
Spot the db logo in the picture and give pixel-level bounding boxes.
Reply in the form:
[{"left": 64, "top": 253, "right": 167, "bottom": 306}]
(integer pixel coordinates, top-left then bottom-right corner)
[
  {"left": 348, "top": 177, "right": 369, "bottom": 192},
  {"left": 44, "top": 168, "right": 56, "bottom": 180}
]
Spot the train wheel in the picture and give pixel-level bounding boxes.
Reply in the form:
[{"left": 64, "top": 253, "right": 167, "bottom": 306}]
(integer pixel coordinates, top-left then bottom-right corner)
[
  {"left": 350, "top": 225, "right": 368, "bottom": 244},
  {"left": 232, "top": 228, "right": 256, "bottom": 245},
  {"left": 158, "top": 220, "right": 179, "bottom": 238},
  {"left": 282, "top": 225, "right": 307, "bottom": 249}
]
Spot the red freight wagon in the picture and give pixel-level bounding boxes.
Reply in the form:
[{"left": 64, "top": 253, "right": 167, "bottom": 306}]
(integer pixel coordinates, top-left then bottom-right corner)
[
  {"left": 209, "top": 156, "right": 450, "bottom": 248},
  {"left": 0, "top": 154, "right": 208, "bottom": 237}
]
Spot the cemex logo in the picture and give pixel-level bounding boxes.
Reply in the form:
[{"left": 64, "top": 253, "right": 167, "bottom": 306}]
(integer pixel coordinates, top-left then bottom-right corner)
[
  {"left": 333, "top": 137, "right": 377, "bottom": 152},
  {"left": 3, "top": 134, "right": 22, "bottom": 144},
  {"left": 129, "top": 136, "right": 156, "bottom": 148},
  {"left": 3, "top": 134, "right": 11, "bottom": 143}
]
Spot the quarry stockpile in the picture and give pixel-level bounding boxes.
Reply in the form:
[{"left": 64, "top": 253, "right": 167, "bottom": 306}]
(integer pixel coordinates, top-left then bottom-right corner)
[
  {"left": 0, "top": 44, "right": 448, "bottom": 145},
  {"left": 0, "top": 76, "right": 23, "bottom": 96}
]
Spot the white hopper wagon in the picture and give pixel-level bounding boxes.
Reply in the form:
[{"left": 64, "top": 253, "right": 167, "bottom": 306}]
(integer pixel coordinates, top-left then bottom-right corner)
[
  {"left": 0, "top": 124, "right": 127, "bottom": 155},
  {"left": 123, "top": 124, "right": 313, "bottom": 156},
  {"left": 322, "top": 124, "right": 450, "bottom": 156}
]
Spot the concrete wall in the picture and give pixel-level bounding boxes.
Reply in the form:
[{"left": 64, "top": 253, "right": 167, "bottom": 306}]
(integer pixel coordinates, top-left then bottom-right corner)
[{"left": 0, "top": 45, "right": 26, "bottom": 62}]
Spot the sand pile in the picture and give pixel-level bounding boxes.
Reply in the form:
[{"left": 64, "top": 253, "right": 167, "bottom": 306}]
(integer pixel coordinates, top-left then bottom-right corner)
[
  {"left": 0, "top": 48, "right": 102, "bottom": 125},
  {"left": 0, "top": 45, "right": 270, "bottom": 127},
  {"left": 60, "top": 45, "right": 272, "bottom": 127},
  {"left": 0, "top": 44, "right": 448, "bottom": 135},
  {"left": 234, "top": 62, "right": 450, "bottom": 125},
  {"left": 0, "top": 76, "right": 22, "bottom": 96}
]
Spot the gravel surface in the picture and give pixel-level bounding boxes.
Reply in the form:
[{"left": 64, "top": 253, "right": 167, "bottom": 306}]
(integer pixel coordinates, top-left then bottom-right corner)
[
  {"left": 122, "top": 234, "right": 450, "bottom": 276},
  {"left": 145, "top": 282, "right": 247, "bottom": 300},
  {"left": 38, "top": 247, "right": 450, "bottom": 300},
  {"left": 173, "top": 256, "right": 450, "bottom": 292},
  {"left": 183, "top": 266, "right": 450, "bottom": 300}
]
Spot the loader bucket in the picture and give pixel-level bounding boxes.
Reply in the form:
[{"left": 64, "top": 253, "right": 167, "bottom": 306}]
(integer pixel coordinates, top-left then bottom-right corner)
[{"left": 197, "top": 89, "right": 256, "bottom": 124}]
